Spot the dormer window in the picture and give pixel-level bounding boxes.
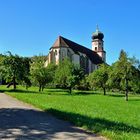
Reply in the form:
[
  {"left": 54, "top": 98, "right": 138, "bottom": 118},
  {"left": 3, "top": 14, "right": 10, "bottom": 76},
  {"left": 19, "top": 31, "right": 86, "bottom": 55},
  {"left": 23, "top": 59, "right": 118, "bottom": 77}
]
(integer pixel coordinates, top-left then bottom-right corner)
[{"left": 95, "top": 47, "right": 97, "bottom": 51}]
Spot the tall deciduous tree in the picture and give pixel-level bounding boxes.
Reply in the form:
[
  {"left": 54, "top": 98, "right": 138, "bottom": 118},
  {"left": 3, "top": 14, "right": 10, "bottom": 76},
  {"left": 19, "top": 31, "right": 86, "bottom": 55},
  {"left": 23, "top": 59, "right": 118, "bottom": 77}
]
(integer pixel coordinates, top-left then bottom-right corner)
[
  {"left": 30, "top": 56, "right": 54, "bottom": 92},
  {"left": 110, "top": 50, "right": 134, "bottom": 101},
  {"left": 55, "top": 58, "right": 84, "bottom": 93},
  {"left": 2, "top": 52, "right": 31, "bottom": 90},
  {"left": 67, "top": 64, "right": 84, "bottom": 93},
  {"left": 87, "top": 63, "right": 109, "bottom": 95},
  {"left": 107, "top": 62, "right": 122, "bottom": 91},
  {"left": 55, "top": 58, "right": 72, "bottom": 89}
]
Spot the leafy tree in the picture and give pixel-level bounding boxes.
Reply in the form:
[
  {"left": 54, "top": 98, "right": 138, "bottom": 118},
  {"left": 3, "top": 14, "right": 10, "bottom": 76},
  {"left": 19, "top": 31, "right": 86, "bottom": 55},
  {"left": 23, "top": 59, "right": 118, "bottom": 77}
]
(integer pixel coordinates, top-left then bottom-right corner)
[
  {"left": 20, "top": 57, "right": 31, "bottom": 89},
  {"left": 55, "top": 58, "right": 84, "bottom": 93},
  {"left": 110, "top": 50, "right": 135, "bottom": 101},
  {"left": 107, "top": 62, "right": 122, "bottom": 91},
  {"left": 0, "top": 54, "right": 6, "bottom": 84},
  {"left": 130, "top": 73, "right": 140, "bottom": 93},
  {"left": 74, "top": 75, "right": 89, "bottom": 90},
  {"left": 87, "top": 63, "right": 109, "bottom": 95},
  {"left": 55, "top": 58, "right": 72, "bottom": 88},
  {"left": 2, "top": 52, "right": 31, "bottom": 90},
  {"left": 67, "top": 65, "right": 85, "bottom": 93},
  {"left": 30, "top": 56, "right": 54, "bottom": 91},
  {"left": 129, "top": 58, "right": 140, "bottom": 93},
  {"left": 46, "top": 62, "right": 57, "bottom": 85}
]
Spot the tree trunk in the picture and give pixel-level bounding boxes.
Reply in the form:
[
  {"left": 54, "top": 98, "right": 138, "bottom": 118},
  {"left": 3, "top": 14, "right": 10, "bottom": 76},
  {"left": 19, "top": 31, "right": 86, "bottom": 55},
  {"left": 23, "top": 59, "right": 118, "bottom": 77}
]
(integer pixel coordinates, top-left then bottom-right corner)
[
  {"left": 42, "top": 86, "right": 44, "bottom": 91},
  {"left": 69, "top": 86, "right": 72, "bottom": 94},
  {"left": 125, "top": 78, "right": 128, "bottom": 101},
  {"left": 103, "top": 87, "right": 106, "bottom": 95},
  {"left": 13, "top": 76, "right": 16, "bottom": 90},
  {"left": 39, "top": 85, "right": 41, "bottom": 92},
  {"left": 26, "top": 85, "right": 27, "bottom": 90}
]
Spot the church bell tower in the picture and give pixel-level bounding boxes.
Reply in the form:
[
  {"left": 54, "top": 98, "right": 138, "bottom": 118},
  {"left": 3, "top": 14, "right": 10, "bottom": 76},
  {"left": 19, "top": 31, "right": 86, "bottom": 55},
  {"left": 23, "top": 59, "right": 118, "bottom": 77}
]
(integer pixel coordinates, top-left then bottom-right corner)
[{"left": 92, "top": 26, "right": 106, "bottom": 62}]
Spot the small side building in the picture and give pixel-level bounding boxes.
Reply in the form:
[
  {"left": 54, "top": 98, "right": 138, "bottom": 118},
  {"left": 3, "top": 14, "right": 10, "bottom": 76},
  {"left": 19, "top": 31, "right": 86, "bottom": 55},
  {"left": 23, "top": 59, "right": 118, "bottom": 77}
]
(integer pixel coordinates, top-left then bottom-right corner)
[{"left": 45, "top": 27, "right": 106, "bottom": 73}]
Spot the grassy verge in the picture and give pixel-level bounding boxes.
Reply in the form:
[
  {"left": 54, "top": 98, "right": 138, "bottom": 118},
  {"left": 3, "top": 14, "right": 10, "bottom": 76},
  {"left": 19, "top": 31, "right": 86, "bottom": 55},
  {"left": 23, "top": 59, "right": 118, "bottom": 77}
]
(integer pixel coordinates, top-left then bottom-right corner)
[{"left": 1, "top": 85, "right": 140, "bottom": 140}]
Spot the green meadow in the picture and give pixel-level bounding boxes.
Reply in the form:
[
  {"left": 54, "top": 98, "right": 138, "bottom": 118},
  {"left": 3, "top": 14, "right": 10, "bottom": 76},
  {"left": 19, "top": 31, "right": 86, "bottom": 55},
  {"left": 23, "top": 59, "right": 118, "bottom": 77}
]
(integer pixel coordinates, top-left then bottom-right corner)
[{"left": 1, "top": 86, "right": 140, "bottom": 140}]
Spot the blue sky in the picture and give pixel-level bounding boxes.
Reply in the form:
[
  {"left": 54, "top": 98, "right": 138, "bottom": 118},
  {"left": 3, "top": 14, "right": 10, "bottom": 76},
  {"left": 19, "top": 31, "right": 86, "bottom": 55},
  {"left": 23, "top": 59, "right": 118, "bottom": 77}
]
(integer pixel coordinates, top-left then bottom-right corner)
[{"left": 0, "top": 0, "right": 140, "bottom": 64}]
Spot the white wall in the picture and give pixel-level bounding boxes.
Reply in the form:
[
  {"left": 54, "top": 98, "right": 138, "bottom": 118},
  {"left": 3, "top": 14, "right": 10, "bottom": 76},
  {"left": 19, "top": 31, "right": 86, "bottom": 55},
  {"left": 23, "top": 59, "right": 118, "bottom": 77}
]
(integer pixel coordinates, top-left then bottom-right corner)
[
  {"left": 53, "top": 48, "right": 60, "bottom": 64},
  {"left": 45, "top": 46, "right": 101, "bottom": 74},
  {"left": 97, "top": 51, "right": 106, "bottom": 62}
]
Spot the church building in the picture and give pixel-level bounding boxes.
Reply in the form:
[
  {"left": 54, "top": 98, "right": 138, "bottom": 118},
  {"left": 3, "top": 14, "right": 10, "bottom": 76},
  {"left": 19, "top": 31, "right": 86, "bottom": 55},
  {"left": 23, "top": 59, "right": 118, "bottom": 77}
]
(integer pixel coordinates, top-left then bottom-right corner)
[{"left": 45, "top": 27, "right": 106, "bottom": 73}]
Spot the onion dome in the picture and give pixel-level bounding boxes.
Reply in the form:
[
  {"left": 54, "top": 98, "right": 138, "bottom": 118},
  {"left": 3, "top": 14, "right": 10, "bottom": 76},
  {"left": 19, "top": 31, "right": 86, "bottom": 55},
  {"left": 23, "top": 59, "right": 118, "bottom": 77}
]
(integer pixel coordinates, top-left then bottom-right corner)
[{"left": 92, "top": 25, "right": 104, "bottom": 40}]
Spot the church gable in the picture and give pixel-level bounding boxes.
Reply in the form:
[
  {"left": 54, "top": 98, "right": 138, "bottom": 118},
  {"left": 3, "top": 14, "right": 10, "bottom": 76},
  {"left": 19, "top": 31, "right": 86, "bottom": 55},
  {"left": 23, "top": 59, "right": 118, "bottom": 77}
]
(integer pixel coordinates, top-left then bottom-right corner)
[
  {"left": 46, "top": 27, "right": 106, "bottom": 73},
  {"left": 51, "top": 36, "right": 69, "bottom": 49}
]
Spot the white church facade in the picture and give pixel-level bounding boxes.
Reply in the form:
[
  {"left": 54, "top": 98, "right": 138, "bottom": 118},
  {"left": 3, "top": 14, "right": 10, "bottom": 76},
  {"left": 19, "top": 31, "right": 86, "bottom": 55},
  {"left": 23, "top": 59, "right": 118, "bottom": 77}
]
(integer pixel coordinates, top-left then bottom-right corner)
[{"left": 45, "top": 27, "right": 106, "bottom": 73}]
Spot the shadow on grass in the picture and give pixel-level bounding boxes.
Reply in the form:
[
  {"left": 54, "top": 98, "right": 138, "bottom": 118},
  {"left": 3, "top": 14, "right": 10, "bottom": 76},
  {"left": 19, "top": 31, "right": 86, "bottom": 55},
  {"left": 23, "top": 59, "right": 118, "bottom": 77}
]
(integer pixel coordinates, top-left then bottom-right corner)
[
  {"left": 45, "top": 89, "right": 96, "bottom": 96},
  {"left": 46, "top": 89, "right": 70, "bottom": 95},
  {"left": 107, "top": 94, "right": 125, "bottom": 97},
  {"left": 47, "top": 91, "right": 98, "bottom": 96},
  {"left": 45, "top": 89, "right": 69, "bottom": 93},
  {"left": 107, "top": 94, "right": 140, "bottom": 101},
  {"left": 0, "top": 88, "right": 71, "bottom": 95},
  {"left": 0, "top": 89, "right": 38, "bottom": 94},
  {"left": 73, "top": 91, "right": 96, "bottom": 95},
  {"left": 129, "top": 98, "right": 140, "bottom": 102},
  {"left": 46, "top": 108, "right": 140, "bottom": 134}
]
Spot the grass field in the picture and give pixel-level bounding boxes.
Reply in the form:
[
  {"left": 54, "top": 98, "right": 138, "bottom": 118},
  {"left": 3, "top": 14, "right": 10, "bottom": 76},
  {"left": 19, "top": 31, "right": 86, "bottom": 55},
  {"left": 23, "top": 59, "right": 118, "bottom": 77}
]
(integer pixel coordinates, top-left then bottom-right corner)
[{"left": 1, "top": 85, "right": 140, "bottom": 140}]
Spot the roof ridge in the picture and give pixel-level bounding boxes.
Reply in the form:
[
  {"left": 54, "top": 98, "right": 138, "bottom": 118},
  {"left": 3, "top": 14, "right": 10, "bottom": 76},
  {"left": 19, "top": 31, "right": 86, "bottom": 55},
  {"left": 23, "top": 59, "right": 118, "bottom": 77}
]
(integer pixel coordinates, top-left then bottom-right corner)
[
  {"left": 60, "top": 36, "right": 97, "bottom": 53},
  {"left": 59, "top": 36, "right": 68, "bottom": 46}
]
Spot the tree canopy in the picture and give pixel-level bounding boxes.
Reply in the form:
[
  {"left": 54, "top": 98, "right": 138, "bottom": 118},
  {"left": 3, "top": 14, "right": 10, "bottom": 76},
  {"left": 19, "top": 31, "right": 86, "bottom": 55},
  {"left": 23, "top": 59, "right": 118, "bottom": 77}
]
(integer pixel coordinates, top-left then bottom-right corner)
[
  {"left": 55, "top": 58, "right": 84, "bottom": 93},
  {"left": 30, "top": 56, "right": 55, "bottom": 91},
  {"left": 108, "top": 50, "right": 140, "bottom": 100},
  {"left": 1, "top": 52, "right": 31, "bottom": 90},
  {"left": 0, "top": 50, "right": 139, "bottom": 100},
  {"left": 87, "top": 63, "right": 109, "bottom": 95}
]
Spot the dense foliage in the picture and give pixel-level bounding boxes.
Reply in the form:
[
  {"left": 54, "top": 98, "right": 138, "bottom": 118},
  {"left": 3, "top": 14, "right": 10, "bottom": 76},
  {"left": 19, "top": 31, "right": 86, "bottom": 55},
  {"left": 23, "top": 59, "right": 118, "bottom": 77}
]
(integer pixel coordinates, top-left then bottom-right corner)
[
  {"left": 0, "top": 50, "right": 140, "bottom": 98},
  {"left": 30, "top": 56, "right": 56, "bottom": 91},
  {"left": 0, "top": 52, "right": 31, "bottom": 90},
  {"left": 107, "top": 50, "right": 140, "bottom": 100},
  {"left": 87, "top": 64, "right": 109, "bottom": 95},
  {"left": 55, "top": 58, "right": 84, "bottom": 93}
]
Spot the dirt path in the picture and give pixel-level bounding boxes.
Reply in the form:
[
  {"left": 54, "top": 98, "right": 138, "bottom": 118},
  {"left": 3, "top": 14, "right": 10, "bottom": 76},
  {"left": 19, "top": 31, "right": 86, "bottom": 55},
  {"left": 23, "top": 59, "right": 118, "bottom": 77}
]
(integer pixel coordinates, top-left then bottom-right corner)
[{"left": 0, "top": 93, "right": 105, "bottom": 140}]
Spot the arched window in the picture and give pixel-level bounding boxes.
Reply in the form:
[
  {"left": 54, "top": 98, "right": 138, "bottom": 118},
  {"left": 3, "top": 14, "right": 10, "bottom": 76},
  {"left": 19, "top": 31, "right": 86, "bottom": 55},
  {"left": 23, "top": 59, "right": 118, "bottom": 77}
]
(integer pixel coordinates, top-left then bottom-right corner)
[{"left": 55, "top": 50, "right": 57, "bottom": 55}]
